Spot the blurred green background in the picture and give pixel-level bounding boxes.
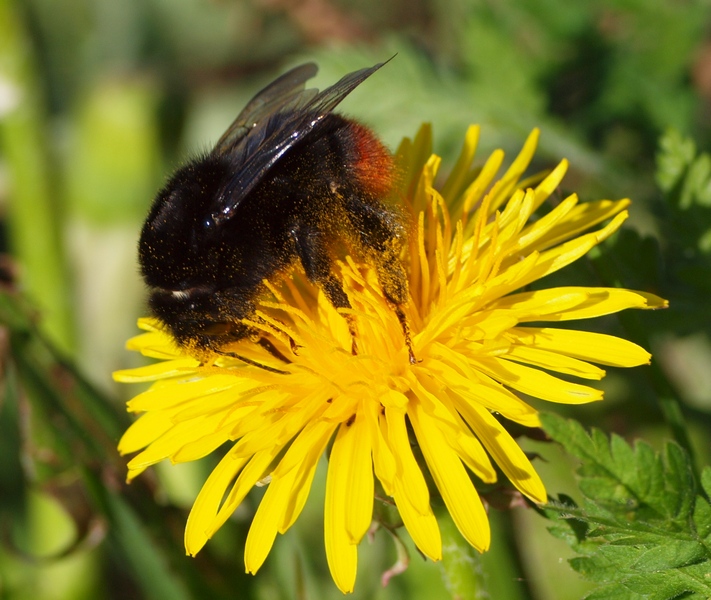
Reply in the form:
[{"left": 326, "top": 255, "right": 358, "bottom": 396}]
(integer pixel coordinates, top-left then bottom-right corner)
[{"left": 1, "top": 0, "right": 711, "bottom": 598}]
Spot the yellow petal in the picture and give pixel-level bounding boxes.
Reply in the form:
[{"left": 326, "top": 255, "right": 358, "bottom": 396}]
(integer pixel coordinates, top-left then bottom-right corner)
[
  {"left": 527, "top": 199, "right": 631, "bottom": 252},
  {"left": 426, "top": 345, "right": 540, "bottom": 426},
  {"left": 126, "top": 375, "right": 243, "bottom": 412},
  {"left": 487, "top": 128, "right": 539, "bottom": 214},
  {"left": 460, "top": 148, "right": 505, "bottom": 217},
  {"left": 328, "top": 413, "right": 374, "bottom": 544},
  {"left": 209, "top": 447, "right": 282, "bottom": 538},
  {"left": 458, "top": 401, "right": 547, "bottom": 503},
  {"left": 413, "top": 374, "right": 497, "bottom": 483},
  {"left": 229, "top": 405, "right": 313, "bottom": 458},
  {"left": 527, "top": 211, "right": 629, "bottom": 280},
  {"left": 469, "top": 251, "right": 541, "bottom": 307},
  {"left": 459, "top": 380, "right": 540, "bottom": 427},
  {"left": 244, "top": 467, "right": 299, "bottom": 574},
  {"left": 504, "top": 344, "right": 606, "bottom": 380},
  {"left": 492, "top": 287, "right": 665, "bottom": 321},
  {"left": 530, "top": 159, "right": 568, "bottom": 211},
  {"left": 476, "top": 356, "right": 603, "bottom": 404},
  {"left": 392, "top": 482, "right": 442, "bottom": 561},
  {"left": 486, "top": 212, "right": 628, "bottom": 302},
  {"left": 513, "top": 193, "right": 579, "bottom": 252},
  {"left": 279, "top": 422, "right": 336, "bottom": 532},
  {"left": 370, "top": 408, "right": 397, "bottom": 496},
  {"left": 397, "top": 123, "right": 433, "bottom": 201},
  {"left": 271, "top": 419, "right": 333, "bottom": 480},
  {"left": 118, "top": 411, "right": 173, "bottom": 455},
  {"left": 136, "top": 316, "right": 164, "bottom": 332},
  {"left": 113, "top": 358, "right": 198, "bottom": 382},
  {"left": 510, "top": 327, "right": 652, "bottom": 367},
  {"left": 172, "top": 430, "right": 232, "bottom": 463},
  {"left": 125, "top": 330, "right": 181, "bottom": 359},
  {"left": 171, "top": 389, "right": 258, "bottom": 423},
  {"left": 324, "top": 425, "right": 359, "bottom": 594},
  {"left": 185, "top": 447, "right": 249, "bottom": 556},
  {"left": 126, "top": 419, "right": 213, "bottom": 470},
  {"left": 384, "top": 408, "right": 431, "bottom": 516},
  {"left": 409, "top": 401, "right": 490, "bottom": 552},
  {"left": 497, "top": 189, "right": 534, "bottom": 244},
  {"left": 441, "top": 124, "right": 480, "bottom": 204}
]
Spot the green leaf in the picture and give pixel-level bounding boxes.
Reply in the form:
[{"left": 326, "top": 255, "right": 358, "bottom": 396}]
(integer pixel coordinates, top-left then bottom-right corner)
[
  {"left": 656, "top": 128, "right": 697, "bottom": 196},
  {"left": 84, "top": 469, "right": 192, "bottom": 600},
  {"left": 540, "top": 413, "right": 711, "bottom": 600},
  {"left": 656, "top": 128, "right": 711, "bottom": 213}
]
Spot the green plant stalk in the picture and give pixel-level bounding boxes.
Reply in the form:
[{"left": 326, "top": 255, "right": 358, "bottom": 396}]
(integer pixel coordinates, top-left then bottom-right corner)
[
  {"left": 0, "top": 291, "right": 127, "bottom": 455},
  {"left": 436, "top": 505, "right": 489, "bottom": 600},
  {"left": 480, "top": 509, "right": 530, "bottom": 600},
  {"left": 0, "top": 0, "right": 75, "bottom": 354},
  {"left": 0, "top": 286, "right": 239, "bottom": 599},
  {"left": 82, "top": 467, "right": 193, "bottom": 600}
]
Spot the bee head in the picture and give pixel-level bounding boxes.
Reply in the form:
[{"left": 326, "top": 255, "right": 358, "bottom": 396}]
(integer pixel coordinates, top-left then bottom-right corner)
[
  {"left": 139, "top": 156, "right": 232, "bottom": 289},
  {"left": 148, "top": 286, "right": 252, "bottom": 351}
]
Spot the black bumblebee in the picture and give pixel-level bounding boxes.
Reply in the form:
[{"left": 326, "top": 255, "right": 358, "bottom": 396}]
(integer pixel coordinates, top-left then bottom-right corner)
[{"left": 139, "top": 61, "right": 413, "bottom": 368}]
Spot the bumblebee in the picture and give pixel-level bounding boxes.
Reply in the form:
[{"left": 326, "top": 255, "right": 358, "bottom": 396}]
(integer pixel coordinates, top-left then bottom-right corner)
[{"left": 139, "top": 60, "right": 413, "bottom": 368}]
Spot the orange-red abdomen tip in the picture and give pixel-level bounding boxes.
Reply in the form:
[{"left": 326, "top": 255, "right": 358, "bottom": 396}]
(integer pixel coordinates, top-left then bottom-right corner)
[{"left": 347, "top": 121, "right": 395, "bottom": 198}]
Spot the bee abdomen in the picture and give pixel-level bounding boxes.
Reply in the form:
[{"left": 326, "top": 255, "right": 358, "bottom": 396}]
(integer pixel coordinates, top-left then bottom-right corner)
[{"left": 341, "top": 120, "right": 394, "bottom": 199}]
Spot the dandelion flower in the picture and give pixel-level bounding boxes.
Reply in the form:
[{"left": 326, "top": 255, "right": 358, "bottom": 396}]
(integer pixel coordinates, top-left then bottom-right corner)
[{"left": 115, "top": 125, "right": 666, "bottom": 593}]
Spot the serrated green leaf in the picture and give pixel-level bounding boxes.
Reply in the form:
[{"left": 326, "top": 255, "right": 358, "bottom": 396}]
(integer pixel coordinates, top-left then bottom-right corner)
[
  {"left": 700, "top": 466, "right": 711, "bottom": 500},
  {"left": 656, "top": 128, "right": 711, "bottom": 213},
  {"left": 584, "top": 586, "right": 643, "bottom": 600},
  {"left": 686, "top": 153, "right": 711, "bottom": 207},
  {"left": 588, "top": 576, "right": 684, "bottom": 600},
  {"left": 632, "top": 540, "right": 705, "bottom": 571},
  {"left": 573, "top": 545, "right": 640, "bottom": 579},
  {"left": 656, "top": 128, "right": 696, "bottom": 193},
  {"left": 694, "top": 494, "right": 711, "bottom": 542},
  {"left": 662, "top": 443, "right": 696, "bottom": 524},
  {"left": 540, "top": 413, "right": 711, "bottom": 600}
]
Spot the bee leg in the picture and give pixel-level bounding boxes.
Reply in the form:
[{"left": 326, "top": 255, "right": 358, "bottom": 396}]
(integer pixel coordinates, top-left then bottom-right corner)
[
  {"left": 253, "top": 314, "right": 301, "bottom": 357},
  {"left": 394, "top": 304, "right": 416, "bottom": 365},
  {"left": 267, "top": 327, "right": 301, "bottom": 357},
  {"left": 257, "top": 337, "right": 292, "bottom": 364},
  {"left": 318, "top": 274, "right": 359, "bottom": 356},
  {"left": 207, "top": 323, "right": 291, "bottom": 373},
  {"left": 343, "top": 198, "right": 417, "bottom": 364},
  {"left": 242, "top": 314, "right": 296, "bottom": 361},
  {"left": 291, "top": 226, "right": 359, "bottom": 355},
  {"left": 375, "top": 248, "right": 416, "bottom": 364},
  {"left": 217, "top": 351, "right": 290, "bottom": 374}
]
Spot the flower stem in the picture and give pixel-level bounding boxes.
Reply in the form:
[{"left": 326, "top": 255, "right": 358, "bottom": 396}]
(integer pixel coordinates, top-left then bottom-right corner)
[{"left": 436, "top": 506, "right": 488, "bottom": 600}]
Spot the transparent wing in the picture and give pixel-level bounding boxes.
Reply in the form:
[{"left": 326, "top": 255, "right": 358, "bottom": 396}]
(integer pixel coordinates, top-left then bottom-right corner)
[
  {"left": 213, "top": 62, "right": 319, "bottom": 154},
  {"left": 205, "top": 60, "right": 390, "bottom": 228}
]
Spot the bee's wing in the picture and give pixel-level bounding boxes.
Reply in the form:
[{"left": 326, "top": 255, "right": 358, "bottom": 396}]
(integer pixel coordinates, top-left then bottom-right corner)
[
  {"left": 206, "top": 61, "right": 389, "bottom": 228},
  {"left": 214, "top": 62, "right": 319, "bottom": 154}
]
